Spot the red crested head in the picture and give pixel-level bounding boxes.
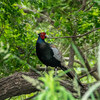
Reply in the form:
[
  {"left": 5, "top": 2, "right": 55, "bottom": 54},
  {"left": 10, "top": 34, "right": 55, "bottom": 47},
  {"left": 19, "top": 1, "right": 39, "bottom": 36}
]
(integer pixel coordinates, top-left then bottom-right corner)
[{"left": 39, "top": 32, "right": 47, "bottom": 39}]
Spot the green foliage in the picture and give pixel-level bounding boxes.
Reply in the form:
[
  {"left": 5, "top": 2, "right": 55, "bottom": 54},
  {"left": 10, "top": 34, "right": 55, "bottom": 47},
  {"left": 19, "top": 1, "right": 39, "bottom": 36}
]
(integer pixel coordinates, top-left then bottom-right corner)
[
  {"left": 94, "top": 0, "right": 100, "bottom": 4},
  {"left": 23, "top": 72, "right": 76, "bottom": 100},
  {"left": 0, "top": 0, "right": 100, "bottom": 99},
  {"left": 71, "top": 42, "right": 85, "bottom": 66}
]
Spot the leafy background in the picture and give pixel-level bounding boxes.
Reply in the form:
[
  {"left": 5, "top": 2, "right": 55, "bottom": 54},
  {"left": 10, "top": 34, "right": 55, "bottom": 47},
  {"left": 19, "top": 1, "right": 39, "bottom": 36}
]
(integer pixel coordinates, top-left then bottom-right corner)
[{"left": 0, "top": 0, "right": 100, "bottom": 100}]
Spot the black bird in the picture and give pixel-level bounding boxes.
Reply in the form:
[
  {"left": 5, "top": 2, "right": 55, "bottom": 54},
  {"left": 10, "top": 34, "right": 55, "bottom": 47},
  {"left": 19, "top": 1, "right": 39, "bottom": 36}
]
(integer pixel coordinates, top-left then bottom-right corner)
[{"left": 36, "top": 32, "right": 83, "bottom": 87}]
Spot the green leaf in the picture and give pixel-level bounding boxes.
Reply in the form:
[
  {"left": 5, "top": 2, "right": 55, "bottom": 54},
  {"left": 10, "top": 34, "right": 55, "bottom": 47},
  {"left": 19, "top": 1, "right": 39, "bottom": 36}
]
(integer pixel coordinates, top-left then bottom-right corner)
[{"left": 71, "top": 42, "right": 85, "bottom": 66}]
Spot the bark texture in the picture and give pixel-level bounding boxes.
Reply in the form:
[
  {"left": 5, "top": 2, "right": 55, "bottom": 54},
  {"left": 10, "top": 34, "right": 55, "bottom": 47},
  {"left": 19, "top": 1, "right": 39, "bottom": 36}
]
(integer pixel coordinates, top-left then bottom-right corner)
[
  {"left": 0, "top": 71, "right": 89, "bottom": 100},
  {"left": 0, "top": 72, "right": 39, "bottom": 100}
]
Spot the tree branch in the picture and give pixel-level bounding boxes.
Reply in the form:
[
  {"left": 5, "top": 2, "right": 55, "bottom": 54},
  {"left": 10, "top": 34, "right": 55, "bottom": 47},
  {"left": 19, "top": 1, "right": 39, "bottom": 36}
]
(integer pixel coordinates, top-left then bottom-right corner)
[
  {"left": 79, "top": 66, "right": 97, "bottom": 79},
  {"left": 48, "top": 27, "right": 100, "bottom": 39},
  {"left": 85, "top": 3, "right": 95, "bottom": 11},
  {"left": 68, "top": 45, "right": 75, "bottom": 69},
  {"left": 78, "top": 0, "right": 87, "bottom": 11},
  {"left": 0, "top": 71, "right": 88, "bottom": 100},
  {"left": 0, "top": 72, "right": 39, "bottom": 100}
]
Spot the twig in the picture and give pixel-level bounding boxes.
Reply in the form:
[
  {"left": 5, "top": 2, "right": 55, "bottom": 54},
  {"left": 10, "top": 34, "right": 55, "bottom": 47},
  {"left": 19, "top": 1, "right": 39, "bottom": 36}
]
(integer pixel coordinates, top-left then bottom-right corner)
[
  {"left": 78, "top": 0, "right": 87, "bottom": 11},
  {"left": 48, "top": 27, "right": 100, "bottom": 39},
  {"left": 64, "top": 58, "right": 85, "bottom": 68},
  {"left": 79, "top": 67, "right": 97, "bottom": 79},
  {"left": 85, "top": 3, "right": 95, "bottom": 11}
]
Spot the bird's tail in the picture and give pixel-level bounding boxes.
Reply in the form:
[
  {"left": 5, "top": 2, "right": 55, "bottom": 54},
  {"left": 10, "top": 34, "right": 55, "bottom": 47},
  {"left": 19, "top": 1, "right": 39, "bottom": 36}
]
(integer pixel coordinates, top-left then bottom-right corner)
[{"left": 60, "top": 65, "right": 84, "bottom": 88}]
